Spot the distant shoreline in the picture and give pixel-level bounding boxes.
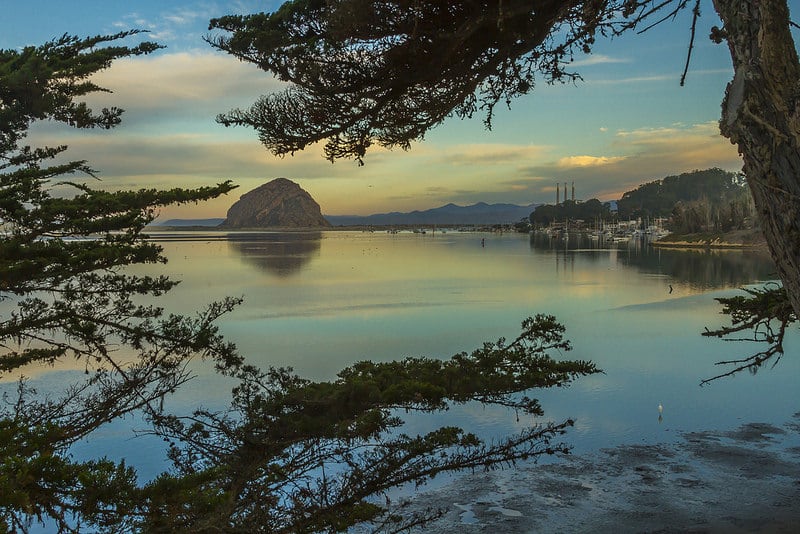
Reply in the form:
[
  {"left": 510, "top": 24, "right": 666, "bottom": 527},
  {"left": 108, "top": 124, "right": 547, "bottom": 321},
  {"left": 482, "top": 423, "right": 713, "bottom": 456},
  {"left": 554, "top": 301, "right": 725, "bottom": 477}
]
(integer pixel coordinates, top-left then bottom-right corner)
[
  {"left": 144, "top": 225, "right": 774, "bottom": 254},
  {"left": 144, "top": 224, "right": 512, "bottom": 233},
  {"left": 652, "top": 229, "right": 769, "bottom": 251}
]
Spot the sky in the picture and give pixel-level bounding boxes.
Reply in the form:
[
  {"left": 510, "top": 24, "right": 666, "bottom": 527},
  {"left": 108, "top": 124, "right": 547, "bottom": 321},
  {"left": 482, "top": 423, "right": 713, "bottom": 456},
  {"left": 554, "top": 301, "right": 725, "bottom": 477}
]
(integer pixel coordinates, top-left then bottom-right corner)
[{"left": 3, "top": 1, "right": 798, "bottom": 219}]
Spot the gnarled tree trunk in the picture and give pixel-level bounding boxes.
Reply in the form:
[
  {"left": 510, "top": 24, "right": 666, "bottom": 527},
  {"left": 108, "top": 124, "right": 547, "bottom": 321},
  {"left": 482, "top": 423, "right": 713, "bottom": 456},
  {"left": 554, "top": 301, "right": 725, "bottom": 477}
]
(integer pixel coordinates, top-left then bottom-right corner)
[{"left": 713, "top": 0, "right": 800, "bottom": 316}]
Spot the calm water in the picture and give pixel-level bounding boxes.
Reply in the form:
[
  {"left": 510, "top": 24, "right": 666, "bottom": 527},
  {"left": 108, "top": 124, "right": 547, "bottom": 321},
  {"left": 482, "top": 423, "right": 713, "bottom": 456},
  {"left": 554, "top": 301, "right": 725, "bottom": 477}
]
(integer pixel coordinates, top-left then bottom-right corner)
[{"left": 9, "top": 230, "right": 800, "bottom": 481}]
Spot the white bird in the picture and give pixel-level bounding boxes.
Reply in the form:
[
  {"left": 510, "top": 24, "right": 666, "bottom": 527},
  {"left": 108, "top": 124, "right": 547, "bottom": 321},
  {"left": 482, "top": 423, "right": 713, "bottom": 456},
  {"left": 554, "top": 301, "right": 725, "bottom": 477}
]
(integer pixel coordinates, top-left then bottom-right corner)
[{"left": 658, "top": 403, "right": 663, "bottom": 414}]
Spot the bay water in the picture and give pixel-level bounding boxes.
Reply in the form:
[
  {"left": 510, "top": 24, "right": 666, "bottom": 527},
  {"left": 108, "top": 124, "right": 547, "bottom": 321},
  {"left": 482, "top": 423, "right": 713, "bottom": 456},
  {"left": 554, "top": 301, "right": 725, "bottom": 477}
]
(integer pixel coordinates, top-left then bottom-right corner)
[{"left": 8, "top": 230, "right": 800, "bottom": 482}]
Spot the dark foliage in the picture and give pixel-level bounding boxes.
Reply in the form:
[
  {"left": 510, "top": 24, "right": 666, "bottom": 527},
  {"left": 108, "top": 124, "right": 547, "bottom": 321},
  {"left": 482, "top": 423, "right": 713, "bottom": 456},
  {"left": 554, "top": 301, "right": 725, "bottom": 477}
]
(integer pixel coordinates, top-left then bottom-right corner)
[
  {"left": 615, "top": 168, "right": 744, "bottom": 220},
  {"left": 139, "top": 314, "right": 598, "bottom": 533},
  {"left": 530, "top": 198, "right": 612, "bottom": 226},
  {"left": 207, "top": 1, "right": 687, "bottom": 163},
  {"left": 1, "top": 31, "right": 598, "bottom": 533},
  {"left": 0, "top": 32, "right": 239, "bottom": 531},
  {"left": 701, "top": 284, "right": 796, "bottom": 385}
]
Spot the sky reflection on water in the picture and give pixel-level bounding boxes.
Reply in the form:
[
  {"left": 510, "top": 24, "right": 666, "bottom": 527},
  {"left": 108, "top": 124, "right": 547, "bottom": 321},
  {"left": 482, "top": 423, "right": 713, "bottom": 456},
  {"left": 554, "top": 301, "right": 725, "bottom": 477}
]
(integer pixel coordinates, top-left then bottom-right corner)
[{"left": 8, "top": 230, "right": 798, "bottom": 480}]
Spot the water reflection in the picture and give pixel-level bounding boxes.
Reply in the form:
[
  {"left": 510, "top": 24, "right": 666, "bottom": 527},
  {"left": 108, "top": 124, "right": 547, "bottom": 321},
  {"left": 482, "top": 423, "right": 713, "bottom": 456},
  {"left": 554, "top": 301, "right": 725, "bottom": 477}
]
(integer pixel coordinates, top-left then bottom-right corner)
[
  {"left": 529, "top": 232, "right": 776, "bottom": 289},
  {"left": 10, "top": 230, "right": 800, "bottom": 486},
  {"left": 227, "top": 232, "right": 322, "bottom": 277}
]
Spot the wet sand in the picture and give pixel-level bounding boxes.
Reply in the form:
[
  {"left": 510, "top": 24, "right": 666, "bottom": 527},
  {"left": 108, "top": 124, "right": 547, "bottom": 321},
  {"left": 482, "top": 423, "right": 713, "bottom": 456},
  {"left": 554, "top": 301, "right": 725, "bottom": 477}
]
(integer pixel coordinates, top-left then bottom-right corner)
[{"left": 403, "top": 416, "right": 800, "bottom": 532}]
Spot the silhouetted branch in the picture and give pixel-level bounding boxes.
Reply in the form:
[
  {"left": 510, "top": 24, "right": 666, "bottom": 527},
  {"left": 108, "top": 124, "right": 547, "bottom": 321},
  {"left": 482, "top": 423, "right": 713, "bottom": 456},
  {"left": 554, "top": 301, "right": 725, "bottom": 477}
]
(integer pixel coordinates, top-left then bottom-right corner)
[
  {"left": 139, "top": 315, "right": 598, "bottom": 532},
  {"left": 701, "top": 283, "right": 795, "bottom": 385},
  {"left": 680, "top": 0, "right": 702, "bottom": 86},
  {"left": 636, "top": 0, "right": 692, "bottom": 34}
]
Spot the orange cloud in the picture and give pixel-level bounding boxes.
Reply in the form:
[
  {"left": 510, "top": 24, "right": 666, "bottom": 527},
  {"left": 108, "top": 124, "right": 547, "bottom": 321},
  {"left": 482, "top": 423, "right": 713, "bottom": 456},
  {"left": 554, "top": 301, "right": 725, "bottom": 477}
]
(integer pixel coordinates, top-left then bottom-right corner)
[{"left": 557, "top": 155, "right": 627, "bottom": 168}]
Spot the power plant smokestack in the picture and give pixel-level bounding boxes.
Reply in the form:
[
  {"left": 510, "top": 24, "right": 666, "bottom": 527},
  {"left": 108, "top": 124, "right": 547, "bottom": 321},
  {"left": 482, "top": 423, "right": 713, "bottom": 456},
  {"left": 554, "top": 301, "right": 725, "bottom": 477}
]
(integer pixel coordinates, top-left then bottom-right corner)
[
  {"left": 556, "top": 184, "right": 560, "bottom": 204},
  {"left": 572, "top": 182, "right": 575, "bottom": 202}
]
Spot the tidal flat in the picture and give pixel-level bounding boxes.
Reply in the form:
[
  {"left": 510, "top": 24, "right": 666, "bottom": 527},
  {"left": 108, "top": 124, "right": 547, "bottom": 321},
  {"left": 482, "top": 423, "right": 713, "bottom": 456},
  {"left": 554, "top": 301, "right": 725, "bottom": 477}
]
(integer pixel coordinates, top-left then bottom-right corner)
[{"left": 400, "top": 415, "right": 800, "bottom": 532}]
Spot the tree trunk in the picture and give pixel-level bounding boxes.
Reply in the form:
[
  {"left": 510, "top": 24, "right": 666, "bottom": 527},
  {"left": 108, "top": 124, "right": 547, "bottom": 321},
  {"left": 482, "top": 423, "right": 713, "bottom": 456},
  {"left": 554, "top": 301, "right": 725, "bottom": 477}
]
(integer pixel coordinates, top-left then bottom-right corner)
[{"left": 712, "top": 0, "right": 800, "bottom": 317}]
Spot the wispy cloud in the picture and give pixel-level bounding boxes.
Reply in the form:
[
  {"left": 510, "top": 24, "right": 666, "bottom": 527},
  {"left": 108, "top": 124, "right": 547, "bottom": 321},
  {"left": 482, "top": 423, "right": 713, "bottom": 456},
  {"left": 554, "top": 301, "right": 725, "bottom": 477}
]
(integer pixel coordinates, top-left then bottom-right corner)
[
  {"left": 438, "top": 144, "right": 548, "bottom": 165},
  {"left": 570, "top": 54, "right": 631, "bottom": 67},
  {"left": 589, "top": 68, "right": 732, "bottom": 86},
  {"left": 114, "top": 4, "right": 234, "bottom": 49},
  {"left": 590, "top": 74, "right": 676, "bottom": 85}
]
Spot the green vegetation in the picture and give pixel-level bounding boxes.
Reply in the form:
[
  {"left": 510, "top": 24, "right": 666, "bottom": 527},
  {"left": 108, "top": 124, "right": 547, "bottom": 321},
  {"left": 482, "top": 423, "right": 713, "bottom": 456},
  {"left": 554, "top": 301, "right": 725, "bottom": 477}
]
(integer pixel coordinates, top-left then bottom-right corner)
[
  {"left": 702, "top": 284, "right": 796, "bottom": 385},
  {"left": 530, "top": 199, "right": 612, "bottom": 227},
  {"left": 529, "top": 169, "right": 756, "bottom": 237},
  {"left": 141, "top": 315, "right": 597, "bottom": 532},
  {"left": 615, "top": 168, "right": 756, "bottom": 234},
  {"left": 616, "top": 168, "right": 744, "bottom": 220},
  {"left": 0, "top": 32, "right": 239, "bottom": 532}
]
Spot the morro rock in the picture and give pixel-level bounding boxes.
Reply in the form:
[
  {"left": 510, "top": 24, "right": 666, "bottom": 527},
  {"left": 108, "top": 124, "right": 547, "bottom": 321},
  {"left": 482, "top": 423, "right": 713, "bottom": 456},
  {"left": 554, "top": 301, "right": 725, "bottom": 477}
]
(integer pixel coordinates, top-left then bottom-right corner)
[{"left": 220, "top": 178, "right": 331, "bottom": 228}]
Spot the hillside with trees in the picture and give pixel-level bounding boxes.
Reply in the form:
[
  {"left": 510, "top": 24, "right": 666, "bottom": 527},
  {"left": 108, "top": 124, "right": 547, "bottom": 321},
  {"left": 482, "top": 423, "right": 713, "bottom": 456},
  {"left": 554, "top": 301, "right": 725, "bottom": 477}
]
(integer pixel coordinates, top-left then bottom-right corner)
[
  {"left": 529, "top": 168, "right": 755, "bottom": 235},
  {"left": 616, "top": 168, "right": 746, "bottom": 219}
]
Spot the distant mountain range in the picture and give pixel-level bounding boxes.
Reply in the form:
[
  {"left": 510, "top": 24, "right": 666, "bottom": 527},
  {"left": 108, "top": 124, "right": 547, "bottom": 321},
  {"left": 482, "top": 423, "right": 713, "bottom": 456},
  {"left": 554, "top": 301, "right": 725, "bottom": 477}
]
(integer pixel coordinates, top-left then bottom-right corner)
[
  {"left": 325, "top": 202, "right": 538, "bottom": 226},
  {"left": 154, "top": 202, "right": 539, "bottom": 227},
  {"left": 155, "top": 218, "right": 225, "bottom": 227}
]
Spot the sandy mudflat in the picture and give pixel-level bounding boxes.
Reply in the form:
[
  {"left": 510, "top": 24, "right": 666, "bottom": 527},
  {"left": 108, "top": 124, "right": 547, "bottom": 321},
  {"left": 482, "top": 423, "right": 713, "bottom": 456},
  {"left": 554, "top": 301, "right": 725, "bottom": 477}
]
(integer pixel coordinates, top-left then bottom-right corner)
[{"left": 401, "top": 415, "right": 800, "bottom": 533}]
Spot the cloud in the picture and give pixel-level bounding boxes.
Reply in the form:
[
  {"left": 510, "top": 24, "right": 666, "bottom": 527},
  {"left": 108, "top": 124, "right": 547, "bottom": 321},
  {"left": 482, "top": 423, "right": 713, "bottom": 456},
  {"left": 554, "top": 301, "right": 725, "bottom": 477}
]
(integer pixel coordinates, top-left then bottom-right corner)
[
  {"left": 590, "top": 74, "right": 675, "bottom": 85},
  {"left": 589, "top": 68, "right": 732, "bottom": 86},
  {"left": 86, "top": 51, "right": 283, "bottom": 120},
  {"left": 114, "top": 6, "right": 213, "bottom": 44},
  {"left": 437, "top": 144, "right": 549, "bottom": 165},
  {"left": 14, "top": 35, "right": 741, "bottom": 219},
  {"left": 569, "top": 54, "right": 630, "bottom": 67},
  {"left": 40, "top": 119, "right": 738, "bottom": 217},
  {"left": 52, "top": 135, "right": 267, "bottom": 178},
  {"left": 112, "top": 2, "right": 276, "bottom": 51},
  {"left": 520, "top": 121, "right": 742, "bottom": 200},
  {"left": 30, "top": 130, "right": 364, "bottom": 185},
  {"left": 556, "top": 155, "right": 627, "bottom": 168}
]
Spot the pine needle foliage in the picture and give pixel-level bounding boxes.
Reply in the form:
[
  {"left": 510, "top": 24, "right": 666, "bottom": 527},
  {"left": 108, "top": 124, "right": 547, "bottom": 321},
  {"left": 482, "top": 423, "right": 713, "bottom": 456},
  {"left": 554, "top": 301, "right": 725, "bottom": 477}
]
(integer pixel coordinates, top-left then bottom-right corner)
[
  {"left": 701, "top": 283, "right": 796, "bottom": 384},
  {"left": 207, "top": 1, "right": 691, "bottom": 164},
  {"left": 141, "top": 314, "right": 598, "bottom": 533},
  {"left": 0, "top": 31, "right": 239, "bottom": 531}
]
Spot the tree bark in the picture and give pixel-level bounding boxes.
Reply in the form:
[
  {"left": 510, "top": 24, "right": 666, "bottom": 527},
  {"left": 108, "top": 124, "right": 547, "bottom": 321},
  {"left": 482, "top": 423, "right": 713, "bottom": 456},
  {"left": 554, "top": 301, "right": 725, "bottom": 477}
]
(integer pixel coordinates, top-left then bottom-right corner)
[{"left": 712, "top": 0, "right": 800, "bottom": 316}]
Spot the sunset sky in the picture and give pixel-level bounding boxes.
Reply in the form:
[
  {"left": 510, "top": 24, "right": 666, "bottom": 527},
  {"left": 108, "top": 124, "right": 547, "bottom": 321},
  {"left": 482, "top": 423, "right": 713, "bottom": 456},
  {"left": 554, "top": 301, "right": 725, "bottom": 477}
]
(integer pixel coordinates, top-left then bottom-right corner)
[{"left": 5, "top": 1, "right": 794, "bottom": 220}]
